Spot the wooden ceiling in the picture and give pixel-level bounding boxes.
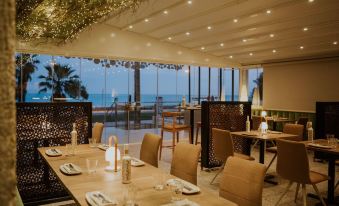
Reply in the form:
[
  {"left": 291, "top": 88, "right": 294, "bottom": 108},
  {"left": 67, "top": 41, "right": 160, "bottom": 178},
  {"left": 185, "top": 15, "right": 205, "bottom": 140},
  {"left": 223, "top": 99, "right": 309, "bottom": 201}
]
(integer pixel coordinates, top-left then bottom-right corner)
[{"left": 103, "top": 0, "right": 339, "bottom": 66}]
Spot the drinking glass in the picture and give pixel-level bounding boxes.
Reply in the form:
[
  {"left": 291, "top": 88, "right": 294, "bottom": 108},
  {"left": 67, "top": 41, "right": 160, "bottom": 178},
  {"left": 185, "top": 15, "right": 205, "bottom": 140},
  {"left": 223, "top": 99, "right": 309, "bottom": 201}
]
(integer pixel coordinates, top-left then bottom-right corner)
[
  {"left": 88, "top": 138, "right": 97, "bottom": 148},
  {"left": 153, "top": 173, "right": 166, "bottom": 191},
  {"left": 66, "top": 144, "right": 75, "bottom": 156},
  {"left": 328, "top": 135, "right": 337, "bottom": 148},
  {"left": 169, "top": 180, "right": 183, "bottom": 202},
  {"left": 86, "top": 158, "right": 98, "bottom": 174},
  {"left": 123, "top": 184, "right": 138, "bottom": 206}
]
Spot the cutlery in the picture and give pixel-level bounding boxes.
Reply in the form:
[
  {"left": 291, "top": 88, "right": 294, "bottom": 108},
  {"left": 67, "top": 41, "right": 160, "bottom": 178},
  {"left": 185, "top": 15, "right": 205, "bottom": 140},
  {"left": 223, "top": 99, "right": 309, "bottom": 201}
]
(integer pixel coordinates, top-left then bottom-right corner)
[
  {"left": 183, "top": 185, "right": 192, "bottom": 191},
  {"left": 67, "top": 164, "right": 77, "bottom": 173},
  {"left": 51, "top": 149, "right": 58, "bottom": 154},
  {"left": 93, "top": 193, "right": 110, "bottom": 204}
]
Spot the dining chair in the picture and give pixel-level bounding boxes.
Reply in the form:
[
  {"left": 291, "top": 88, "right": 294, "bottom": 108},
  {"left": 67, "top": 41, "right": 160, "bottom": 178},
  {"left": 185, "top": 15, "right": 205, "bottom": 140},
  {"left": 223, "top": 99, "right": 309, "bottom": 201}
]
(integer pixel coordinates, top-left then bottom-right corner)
[
  {"left": 266, "top": 123, "right": 304, "bottom": 172},
  {"left": 159, "top": 112, "right": 191, "bottom": 160},
  {"left": 275, "top": 139, "right": 328, "bottom": 206},
  {"left": 92, "top": 122, "right": 104, "bottom": 143},
  {"left": 219, "top": 156, "right": 266, "bottom": 206},
  {"left": 297, "top": 117, "right": 308, "bottom": 140},
  {"left": 140, "top": 133, "right": 161, "bottom": 167},
  {"left": 210, "top": 128, "right": 255, "bottom": 184},
  {"left": 170, "top": 143, "right": 201, "bottom": 185}
]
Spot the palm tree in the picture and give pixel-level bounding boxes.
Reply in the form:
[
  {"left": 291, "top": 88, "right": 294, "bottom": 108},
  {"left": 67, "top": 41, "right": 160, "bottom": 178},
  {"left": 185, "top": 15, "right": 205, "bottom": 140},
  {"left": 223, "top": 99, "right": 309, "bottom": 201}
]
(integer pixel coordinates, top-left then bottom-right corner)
[
  {"left": 15, "top": 53, "right": 40, "bottom": 102},
  {"left": 38, "top": 63, "right": 89, "bottom": 101}
]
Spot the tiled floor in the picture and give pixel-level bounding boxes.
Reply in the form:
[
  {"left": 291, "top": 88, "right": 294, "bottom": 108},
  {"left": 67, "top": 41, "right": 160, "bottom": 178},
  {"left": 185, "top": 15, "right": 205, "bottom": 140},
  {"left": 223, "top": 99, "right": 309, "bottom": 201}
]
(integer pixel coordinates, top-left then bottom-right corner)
[{"left": 47, "top": 127, "right": 338, "bottom": 206}]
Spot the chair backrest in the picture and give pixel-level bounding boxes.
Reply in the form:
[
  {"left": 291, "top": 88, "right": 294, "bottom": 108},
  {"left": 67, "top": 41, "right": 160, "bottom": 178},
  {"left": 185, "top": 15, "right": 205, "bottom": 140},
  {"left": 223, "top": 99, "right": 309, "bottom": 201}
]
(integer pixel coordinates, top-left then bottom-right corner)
[
  {"left": 162, "top": 112, "right": 181, "bottom": 128},
  {"left": 212, "top": 128, "right": 234, "bottom": 162},
  {"left": 140, "top": 133, "right": 161, "bottom": 167},
  {"left": 283, "top": 123, "right": 304, "bottom": 141},
  {"left": 297, "top": 117, "right": 308, "bottom": 140},
  {"left": 170, "top": 143, "right": 201, "bottom": 185},
  {"left": 92, "top": 122, "right": 104, "bottom": 143},
  {"left": 252, "top": 116, "right": 263, "bottom": 131},
  {"left": 276, "top": 139, "right": 310, "bottom": 184},
  {"left": 220, "top": 156, "right": 266, "bottom": 206}
]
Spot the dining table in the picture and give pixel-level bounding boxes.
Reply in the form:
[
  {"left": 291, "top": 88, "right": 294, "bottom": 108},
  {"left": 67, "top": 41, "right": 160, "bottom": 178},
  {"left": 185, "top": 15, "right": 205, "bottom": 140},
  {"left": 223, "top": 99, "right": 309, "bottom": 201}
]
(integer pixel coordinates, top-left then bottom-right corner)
[
  {"left": 302, "top": 139, "right": 339, "bottom": 205},
  {"left": 38, "top": 144, "right": 237, "bottom": 206},
  {"left": 182, "top": 106, "right": 201, "bottom": 144},
  {"left": 265, "top": 117, "right": 295, "bottom": 131}
]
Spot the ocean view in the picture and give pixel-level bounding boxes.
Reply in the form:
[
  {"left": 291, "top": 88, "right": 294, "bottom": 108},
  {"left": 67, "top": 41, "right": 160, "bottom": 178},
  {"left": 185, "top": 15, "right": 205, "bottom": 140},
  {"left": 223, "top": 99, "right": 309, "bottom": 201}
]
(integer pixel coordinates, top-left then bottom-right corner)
[{"left": 25, "top": 93, "right": 237, "bottom": 107}]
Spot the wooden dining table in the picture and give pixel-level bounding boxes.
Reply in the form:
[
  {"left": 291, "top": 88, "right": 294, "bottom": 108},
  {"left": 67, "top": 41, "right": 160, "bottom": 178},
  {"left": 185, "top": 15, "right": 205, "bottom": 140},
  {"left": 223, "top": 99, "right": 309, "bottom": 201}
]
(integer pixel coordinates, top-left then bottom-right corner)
[
  {"left": 38, "top": 144, "right": 237, "bottom": 206},
  {"left": 302, "top": 139, "right": 339, "bottom": 205}
]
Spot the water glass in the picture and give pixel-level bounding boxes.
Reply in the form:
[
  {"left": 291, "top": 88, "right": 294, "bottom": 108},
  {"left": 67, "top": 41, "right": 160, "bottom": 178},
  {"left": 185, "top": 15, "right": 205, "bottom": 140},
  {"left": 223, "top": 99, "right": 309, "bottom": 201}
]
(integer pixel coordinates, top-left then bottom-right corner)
[
  {"left": 153, "top": 173, "right": 166, "bottom": 191},
  {"left": 86, "top": 158, "right": 98, "bottom": 174},
  {"left": 327, "top": 134, "right": 337, "bottom": 148},
  {"left": 169, "top": 180, "right": 183, "bottom": 202},
  {"left": 66, "top": 144, "right": 75, "bottom": 156},
  {"left": 88, "top": 138, "right": 97, "bottom": 148},
  {"left": 123, "top": 184, "right": 138, "bottom": 206}
]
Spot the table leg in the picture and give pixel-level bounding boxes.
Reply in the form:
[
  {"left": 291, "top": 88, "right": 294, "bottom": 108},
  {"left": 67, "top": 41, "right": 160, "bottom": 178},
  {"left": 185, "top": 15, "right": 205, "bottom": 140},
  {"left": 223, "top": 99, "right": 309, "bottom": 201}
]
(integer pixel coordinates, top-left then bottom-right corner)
[
  {"left": 190, "top": 110, "right": 194, "bottom": 144},
  {"left": 259, "top": 140, "right": 265, "bottom": 164}
]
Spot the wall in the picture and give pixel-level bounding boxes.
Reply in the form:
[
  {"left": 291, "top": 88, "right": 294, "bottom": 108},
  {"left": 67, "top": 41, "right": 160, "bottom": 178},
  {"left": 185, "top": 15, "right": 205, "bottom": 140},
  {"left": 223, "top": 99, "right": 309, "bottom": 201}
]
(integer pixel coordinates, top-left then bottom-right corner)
[{"left": 263, "top": 57, "right": 339, "bottom": 112}]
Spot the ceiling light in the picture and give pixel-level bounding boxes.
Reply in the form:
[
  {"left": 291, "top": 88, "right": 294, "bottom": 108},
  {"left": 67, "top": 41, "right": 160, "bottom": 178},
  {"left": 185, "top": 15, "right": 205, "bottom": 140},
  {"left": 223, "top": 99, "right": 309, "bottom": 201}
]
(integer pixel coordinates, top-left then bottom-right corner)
[
  {"left": 250, "top": 14, "right": 259, "bottom": 18},
  {"left": 185, "top": 32, "right": 190, "bottom": 36},
  {"left": 128, "top": 25, "right": 133, "bottom": 29},
  {"left": 146, "top": 42, "right": 151, "bottom": 47},
  {"left": 249, "top": 53, "right": 253, "bottom": 56},
  {"left": 201, "top": 46, "right": 205, "bottom": 50},
  {"left": 167, "top": 37, "right": 172, "bottom": 40},
  {"left": 308, "top": 0, "right": 314, "bottom": 2},
  {"left": 269, "top": 33, "right": 275, "bottom": 38},
  {"left": 300, "top": 46, "right": 304, "bottom": 50},
  {"left": 220, "top": 43, "right": 224, "bottom": 47},
  {"left": 144, "top": 18, "right": 149, "bottom": 22},
  {"left": 303, "top": 27, "right": 308, "bottom": 31},
  {"left": 233, "top": 19, "right": 238, "bottom": 23},
  {"left": 242, "top": 39, "right": 247, "bottom": 42},
  {"left": 229, "top": 55, "right": 233, "bottom": 59},
  {"left": 163, "top": 10, "right": 168, "bottom": 14},
  {"left": 187, "top": 0, "right": 192, "bottom": 4},
  {"left": 207, "top": 26, "right": 212, "bottom": 30},
  {"left": 272, "top": 49, "right": 276, "bottom": 53},
  {"left": 333, "top": 41, "right": 338, "bottom": 45},
  {"left": 266, "top": 10, "right": 271, "bottom": 14}
]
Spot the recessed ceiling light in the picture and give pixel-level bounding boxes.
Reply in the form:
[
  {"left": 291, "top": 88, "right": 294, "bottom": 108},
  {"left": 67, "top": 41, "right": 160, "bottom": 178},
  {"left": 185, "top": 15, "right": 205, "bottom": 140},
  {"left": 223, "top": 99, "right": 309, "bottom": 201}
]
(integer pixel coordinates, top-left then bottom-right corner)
[
  {"left": 300, "top": 46, "right": 304, "bottom": 50},
  {"left": 144, "top": 18, "right": 149, "bottom": 22},
  {"left": 167, "top": 37, "right": 172, "bottom": 40},
  {"left": 333, "top": 41, "right": 338, "bottom": 45},
  {"left": 229, "top": 55, "right": 233, "bottom": 59},
  {"left": 233, "top": 19, "right": 238, "bottom": 23},
  {"left": 266, "top": 10, "right": 271, "bottom": 14},
  {"left": 201, "top": 46, "right": 205, "bottom": 50},
  {"left": 146, "top": 42, "right": 151, "bottom": 47},
  {"left": 187, "top": 0, "right": 192, "bottom": 4},
  {"left": 242, "top": 39, "right": 247, "bottom": 42},
  {"left": 308, "top": 0, "right": 314, "bottom": 2},
  {"left": 163, "top": 10, "right": 168, "bottom": 14},
  {"left": 269, "top": 33, "right": 275, "bottom": 38},
  {"left": 220, "top": 43, "right": 224, "bottom": 47},
  {"left": 185, "top": 32, "right": 190, "bottom": 36},
  {"left": 128, "top": 25, "right": 133, "bottom": 29},
  {"left": 207, "top": 26, "right": 212, "bottom": 30},
  {"left": 272, "top": 49, "right": 276, "bottom": 53},
  {"left": 303, "top": 27, "right": 308, "bottom": 31},
  {"left": 249, "top": 53, "right": 253, "bottom": 56}
]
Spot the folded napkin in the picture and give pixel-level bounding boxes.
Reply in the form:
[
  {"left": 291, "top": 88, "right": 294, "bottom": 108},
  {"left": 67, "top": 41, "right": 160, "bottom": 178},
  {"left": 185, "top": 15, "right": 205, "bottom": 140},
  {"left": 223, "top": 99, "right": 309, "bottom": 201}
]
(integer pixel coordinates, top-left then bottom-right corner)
[
  {"left": 86, "top": 191, "right": 117, "bottom": 206},
  {"left": 60, "top": 163, "right": 82, "bottom": 175},
  {"left": 162, "top": 199, "right": 200, "bottom": 206},
  {"left": 97, "top": 144, "right": 109, "bottom": 151},
  {"left": 45, "top": 148, "right": 62, "bottom": 156},
  {"left": 131, "top": 157, "right": 145, "bottom": 167}
]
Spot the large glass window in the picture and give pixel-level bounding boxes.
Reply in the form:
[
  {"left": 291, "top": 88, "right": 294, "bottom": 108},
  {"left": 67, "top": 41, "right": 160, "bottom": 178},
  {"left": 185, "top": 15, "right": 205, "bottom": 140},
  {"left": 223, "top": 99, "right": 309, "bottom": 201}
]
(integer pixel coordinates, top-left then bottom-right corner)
[{"left": 248, "top": 68, "right": 263, "bottom": 102}]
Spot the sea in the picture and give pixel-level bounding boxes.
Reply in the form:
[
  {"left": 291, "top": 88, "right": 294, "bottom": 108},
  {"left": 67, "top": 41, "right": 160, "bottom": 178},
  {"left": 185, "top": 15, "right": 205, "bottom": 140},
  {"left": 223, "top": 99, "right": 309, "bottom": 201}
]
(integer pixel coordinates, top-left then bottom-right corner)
[{"left": 25, "top": 93, "right": 237, "bottom": 107}]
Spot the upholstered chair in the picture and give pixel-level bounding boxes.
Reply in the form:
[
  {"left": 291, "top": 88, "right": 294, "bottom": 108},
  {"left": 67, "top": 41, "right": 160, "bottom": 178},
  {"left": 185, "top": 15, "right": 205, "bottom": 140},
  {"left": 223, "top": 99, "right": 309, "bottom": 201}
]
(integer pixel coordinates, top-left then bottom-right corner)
[
  {"left": 92, "top": 122, "right": 104, "bottom": 143},
  {"left": 140, "top": 133, "right": 161, "bottom": 167},
  {"left": 170, "top": 143, "right": 201, "bottom": 185}
]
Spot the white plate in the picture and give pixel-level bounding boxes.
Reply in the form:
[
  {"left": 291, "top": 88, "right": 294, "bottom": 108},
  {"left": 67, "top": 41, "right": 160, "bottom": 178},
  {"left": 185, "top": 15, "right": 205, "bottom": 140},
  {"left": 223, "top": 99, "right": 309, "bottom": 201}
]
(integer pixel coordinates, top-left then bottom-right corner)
[
  {"left": 97, "top": 144, "right": 109, "bottom": 151},
  {"left": 60, "top": 163, "right": 82, "bottom": 175},
  {"left": 85, "top": 191, "right": 118, "bottom": 206},
  {"left": 307, "top": 143, "right": 333, "bottom": 149},
  {"left": 166, "top": 179, "right": 200, "bottom": 195},
  {"left": 45, "top": 148, "right": 62, "bottom": 157},
  {"left": 131, "top": 158, "right": 145, "bottom": 167}
]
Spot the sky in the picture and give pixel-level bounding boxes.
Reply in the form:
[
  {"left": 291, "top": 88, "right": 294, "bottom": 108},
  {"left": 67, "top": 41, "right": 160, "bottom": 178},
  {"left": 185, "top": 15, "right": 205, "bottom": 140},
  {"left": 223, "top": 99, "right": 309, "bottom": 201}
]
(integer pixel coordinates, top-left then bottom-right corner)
[{"left": 24, "top": 54, "right": 261, "bottom": 97}]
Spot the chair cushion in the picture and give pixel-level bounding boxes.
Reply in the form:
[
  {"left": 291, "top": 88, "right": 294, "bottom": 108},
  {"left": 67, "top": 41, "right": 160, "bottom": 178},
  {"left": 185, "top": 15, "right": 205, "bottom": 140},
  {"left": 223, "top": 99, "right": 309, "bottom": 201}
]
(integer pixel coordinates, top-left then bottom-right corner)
[
  {"left": 234, "top": 153, "right": 255, "bottom": 161},
  {"left": 163, "top": 124, "right": 189, "bottom": 130},
  {"left": 266, "top": 146, "right": 277, "bottom": 153},
  {"left": 309, "top": 171, "right": 328, "bottom": 184}
]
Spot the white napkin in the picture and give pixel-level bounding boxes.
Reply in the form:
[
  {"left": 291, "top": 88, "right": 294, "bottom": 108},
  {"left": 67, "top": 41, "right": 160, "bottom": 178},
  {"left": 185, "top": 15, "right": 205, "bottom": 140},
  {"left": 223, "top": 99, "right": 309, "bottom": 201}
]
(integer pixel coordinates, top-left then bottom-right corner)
[
  {"left": 162, "top": 199, "right": 200, "bottom": 206},
  {"left": 86, "top": 191, "right": 117, "bottom": 206}
]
